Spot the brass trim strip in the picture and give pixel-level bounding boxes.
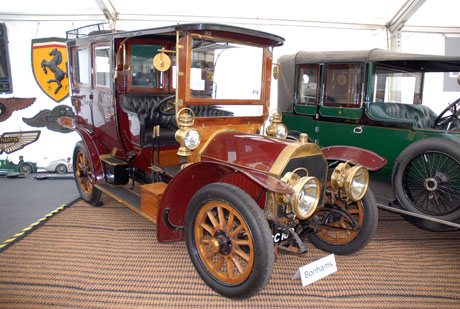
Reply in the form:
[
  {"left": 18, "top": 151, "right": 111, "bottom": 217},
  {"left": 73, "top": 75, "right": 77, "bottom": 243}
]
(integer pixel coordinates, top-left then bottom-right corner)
[{"left": 269, "top": 142, "right": 324, "bottom": 177}]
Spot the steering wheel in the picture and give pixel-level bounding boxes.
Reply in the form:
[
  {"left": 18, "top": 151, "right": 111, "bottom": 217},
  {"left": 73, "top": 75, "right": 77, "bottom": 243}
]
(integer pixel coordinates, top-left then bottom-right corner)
[
  {"left": 433, "top": 98, "right": 460, "bottom": 128},
  {"left": 157, "top": 95, "right": 176, "bottom": 116}
]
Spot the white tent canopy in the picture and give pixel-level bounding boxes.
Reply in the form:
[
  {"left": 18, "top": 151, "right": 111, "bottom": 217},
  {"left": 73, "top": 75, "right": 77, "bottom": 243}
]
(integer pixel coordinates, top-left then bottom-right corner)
[{"left": 1, "top": 0, "right": 460, "bottom": 33}]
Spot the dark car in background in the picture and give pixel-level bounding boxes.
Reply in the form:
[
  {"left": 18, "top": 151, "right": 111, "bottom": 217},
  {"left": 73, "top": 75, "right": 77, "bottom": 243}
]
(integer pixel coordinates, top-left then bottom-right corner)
[{"left": 277, "top": 49, "right": 460, "bottom": 231}]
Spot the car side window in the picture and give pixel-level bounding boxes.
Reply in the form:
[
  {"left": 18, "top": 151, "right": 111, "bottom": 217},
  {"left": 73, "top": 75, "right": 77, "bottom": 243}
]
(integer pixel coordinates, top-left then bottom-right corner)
[
  {"left": 324, "top": 63, "right": 363, "bottom": 107},
  {"left": 71, "top": 46, "right": 91, "bottom": 86},
  {"left": 374, "top": 66, "right": 422, "bottom": 104},
  {"left": 296, "top": 65, "right": 319, "bottom": 105},
  {"left": 94, "top": 45, "right": 111, "bottom": 88}
]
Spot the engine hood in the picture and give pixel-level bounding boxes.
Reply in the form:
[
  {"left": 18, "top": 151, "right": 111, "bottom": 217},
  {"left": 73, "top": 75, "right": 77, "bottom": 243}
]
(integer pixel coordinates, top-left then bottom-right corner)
[{"left": 200, "top": 131, "right": 324, "bottom": 177}]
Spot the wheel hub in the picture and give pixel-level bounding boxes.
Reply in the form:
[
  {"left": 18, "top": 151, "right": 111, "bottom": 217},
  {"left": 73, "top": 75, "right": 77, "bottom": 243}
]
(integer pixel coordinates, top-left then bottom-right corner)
[
  {"left": 210, "top": 233, "right": 232, "bottom": 255},
  {"left": 78, "top": 166, "right": 88, "bottom": 178},
  {"left": 424, "top": 177, "right": 438, "bottom": 192}
]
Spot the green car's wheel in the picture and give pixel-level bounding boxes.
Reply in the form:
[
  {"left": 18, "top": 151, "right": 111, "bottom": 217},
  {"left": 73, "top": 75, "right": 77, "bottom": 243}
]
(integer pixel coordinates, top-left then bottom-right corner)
[
  {"left": 392, "top": 138, "right": 460, "bottom": 231},
  {"left": 19, "top": 163, "right": 33, "bottom": 174}
]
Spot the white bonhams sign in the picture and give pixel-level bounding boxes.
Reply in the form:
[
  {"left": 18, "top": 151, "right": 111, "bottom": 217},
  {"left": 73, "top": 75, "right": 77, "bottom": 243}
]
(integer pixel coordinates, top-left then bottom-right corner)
[{"left": 293, "top": 254, "right": 338, "bottom": 287}]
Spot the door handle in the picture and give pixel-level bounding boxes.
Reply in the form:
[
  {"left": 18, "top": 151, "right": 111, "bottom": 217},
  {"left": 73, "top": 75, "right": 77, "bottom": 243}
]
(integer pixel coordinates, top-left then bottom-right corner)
[{"left": 353, "top": 126, "right": 363, "bottom": 134}]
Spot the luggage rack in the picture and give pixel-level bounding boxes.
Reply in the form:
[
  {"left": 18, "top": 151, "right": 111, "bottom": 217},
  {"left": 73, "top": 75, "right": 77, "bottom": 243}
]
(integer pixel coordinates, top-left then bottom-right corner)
[{"left": 66, "top": 23, "right": 118, "bottom": 39}]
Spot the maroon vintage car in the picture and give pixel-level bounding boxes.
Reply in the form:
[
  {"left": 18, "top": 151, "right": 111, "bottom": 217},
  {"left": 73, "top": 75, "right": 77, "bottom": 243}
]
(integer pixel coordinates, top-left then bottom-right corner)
[{"left": 66, "top": 23, "right": 382, "bottom": 298}]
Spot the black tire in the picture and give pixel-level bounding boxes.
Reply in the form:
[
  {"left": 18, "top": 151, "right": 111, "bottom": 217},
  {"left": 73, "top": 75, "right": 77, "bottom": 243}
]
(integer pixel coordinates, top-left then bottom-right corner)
[
  {"left": 73, "top": 142, "right": 102, "bottom": 205},
  {"left": 19, "top": 163, "right": 33, "bottom": 175},
  {"left": 392, "top": 138, "right": 460, "bottom": 231},
  {"left": 55, "top": 164, "right": 67, "bottom": 174},
  {"left": 308, "top": 189, "right": 378, "bottom": 255},
  {"left": 185, "top": 183, "right": 274, "bottom": 299}
]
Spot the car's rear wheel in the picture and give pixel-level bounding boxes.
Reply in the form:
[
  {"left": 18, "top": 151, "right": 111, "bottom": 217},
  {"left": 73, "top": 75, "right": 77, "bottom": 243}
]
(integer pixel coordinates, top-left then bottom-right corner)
[
  {"left": 308, "top": 189, "right": 378, "bottom": 255},
  {"left": 55, "top": 164, "right": 67, "bottom": 174},
  {"left": 19, "top": 163, "right": 33, "bottom": 175},
  {"left": 392, "top": 138, "right": 460, "bottom": 231},
  {"left": 73, "top": 142, "right": 102, "bottom": 205},
  {"left": 185, "top": 183, "right": 274, "bottom": 299}
]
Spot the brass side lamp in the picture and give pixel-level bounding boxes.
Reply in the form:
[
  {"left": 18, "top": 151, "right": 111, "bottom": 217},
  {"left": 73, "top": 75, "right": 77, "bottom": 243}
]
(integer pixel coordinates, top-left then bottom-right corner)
[
  {"left": 265, "top": 109, "right": 287, "bottom": 139},
  {"left": 175, "top": 108, "right": 201, "bottom": 157}
]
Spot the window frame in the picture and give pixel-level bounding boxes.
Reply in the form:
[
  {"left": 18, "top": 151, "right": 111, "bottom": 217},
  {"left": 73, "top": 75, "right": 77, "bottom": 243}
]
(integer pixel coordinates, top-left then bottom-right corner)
[
  {"left": 323, "top": 63, "right": 364, "bottom": 108},
  {"left": 295, "top": 64, "right": 321, "bottom": 105},
  {"left": 93, "top": 42, "right": 112, "bottom": 90},
  {"left": 70, "top": 45, "right": 91, "bottom": 88},
  {"left": 182, "top": 34, "right": 269, "bottom": 106},
  {"left": 126, "top": 39, "right": 171, "bottom": 94}
]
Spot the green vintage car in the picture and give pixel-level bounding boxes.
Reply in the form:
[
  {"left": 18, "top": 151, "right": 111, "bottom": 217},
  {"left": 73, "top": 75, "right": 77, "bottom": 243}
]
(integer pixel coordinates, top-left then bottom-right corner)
[
  {"left": 277, "top": 49, "right": 460, "bottom": 231},
  {"left": 0, "top": 157, "right": 37, "bottom": 175}
]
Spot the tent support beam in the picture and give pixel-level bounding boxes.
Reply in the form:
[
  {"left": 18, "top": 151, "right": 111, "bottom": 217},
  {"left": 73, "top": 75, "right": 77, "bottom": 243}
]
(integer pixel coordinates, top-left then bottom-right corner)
[
  {"left": 94, "top": 0, "right": 118, "bottom": 30},
  {"left": 386, "top": 0, "right": 426, "bottom": 51}
]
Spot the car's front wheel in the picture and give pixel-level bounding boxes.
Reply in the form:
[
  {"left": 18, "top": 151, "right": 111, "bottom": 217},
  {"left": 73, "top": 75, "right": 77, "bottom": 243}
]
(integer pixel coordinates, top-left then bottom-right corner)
[
  {"left": 308, "top": 189, "right": 378, "bottom": 255},
  {"left": 185, "top": 183, "right": 274, "bottom": 299},
  {"left": 73, "top": 142, "right": 102, "bottom": 205},
  {"left": 392, "top": 138, "right": 460, "bottom": 231}
]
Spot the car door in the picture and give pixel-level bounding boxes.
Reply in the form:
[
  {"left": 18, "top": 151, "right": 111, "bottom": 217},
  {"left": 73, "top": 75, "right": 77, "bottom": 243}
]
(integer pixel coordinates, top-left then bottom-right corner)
[
  {"left": 290, "top": 64, "right": 321, "bottom": 141},
  {"left": 70, "top": 45, "right": 94, "bottom": 133},
  {"left": 91, "top": 43, "right": 120, "bottom": 152},
  {"left": 316, "top": 63, "right": 366, "bottom": 148}
]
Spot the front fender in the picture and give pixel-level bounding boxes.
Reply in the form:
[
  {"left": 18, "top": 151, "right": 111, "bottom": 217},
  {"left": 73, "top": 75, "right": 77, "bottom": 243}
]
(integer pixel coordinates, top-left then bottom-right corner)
[
  {"left": 76, "top": 129, "right": 105, "bottom": 183},
  {"left": 157, "top": 161, "right": 291, "bottom": 243},
  {"left": 321, "top": 145, "right": 387, "bottom": 171}
]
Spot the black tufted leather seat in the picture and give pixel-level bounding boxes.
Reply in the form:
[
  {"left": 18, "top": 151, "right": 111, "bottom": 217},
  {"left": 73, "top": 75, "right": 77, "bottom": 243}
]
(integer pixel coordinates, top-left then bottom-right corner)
[
  {"left": 121, "top": 94, "right": 177, "bottom": 147},
  {"left": 120, "top": 95, "right": 237, "bottom": 147}
]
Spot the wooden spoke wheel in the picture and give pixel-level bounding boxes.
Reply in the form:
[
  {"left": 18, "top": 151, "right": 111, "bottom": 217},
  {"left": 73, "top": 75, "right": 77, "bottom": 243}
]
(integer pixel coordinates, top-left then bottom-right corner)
[
  {"left": 308, "top": 188, "right": 378, "bottom": 255},
  {"left": 185, "top": 183, "right": 273, "bottom": 299},
  {"left": 315, "top": 198, "right": 364, "bottom": 245},
  {"left": 194, "top": 200, "right": 254, "bottom": 285},
  {"left": 73, "top": 142, "right": 101, "bottom": 205}
]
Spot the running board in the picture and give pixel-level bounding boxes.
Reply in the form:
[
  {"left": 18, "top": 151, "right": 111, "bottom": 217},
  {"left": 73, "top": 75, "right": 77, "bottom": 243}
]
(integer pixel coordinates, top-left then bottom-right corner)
[
  {"left": 95, "top": 183, "right": 154, "bottom": 223},
  {"left": 377, "top": 203, "right": 460, "bottom": 229},
  {"left": 95, "top": 182, "right": 165, "bottom": 225}
]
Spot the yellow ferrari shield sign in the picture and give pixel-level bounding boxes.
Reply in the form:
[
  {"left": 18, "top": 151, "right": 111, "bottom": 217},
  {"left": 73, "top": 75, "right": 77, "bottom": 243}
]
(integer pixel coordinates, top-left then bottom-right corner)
[{"left": 31, "top": 38, "right": 69, "bottom": 102}]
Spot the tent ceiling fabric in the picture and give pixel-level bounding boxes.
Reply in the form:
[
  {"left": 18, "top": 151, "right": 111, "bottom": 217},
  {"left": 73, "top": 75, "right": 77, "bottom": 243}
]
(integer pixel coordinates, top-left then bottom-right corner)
[{"left": 1, "top": 0, "right": 459, "bottom": 33}]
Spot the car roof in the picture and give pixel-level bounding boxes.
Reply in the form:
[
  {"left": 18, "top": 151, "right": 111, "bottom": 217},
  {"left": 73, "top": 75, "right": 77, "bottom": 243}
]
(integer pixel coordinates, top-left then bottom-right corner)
[
  {"left": 67, "top": 23, "right": 285, "bottom": 47},
  {"left": 279, "top": 48, "right": 460, "bottom": 71}
]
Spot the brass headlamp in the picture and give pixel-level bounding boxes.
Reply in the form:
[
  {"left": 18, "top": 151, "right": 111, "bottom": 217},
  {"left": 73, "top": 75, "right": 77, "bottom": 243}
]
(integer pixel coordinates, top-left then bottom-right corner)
[
  {"left": 175, "top": 108, "right": 201, "bottom": 157},
  {"left": 266, "top": 109, "right": 287, "bottom": 139},
  {"left": 331, "top": 161, "right": 369, "bottom": 201},
  {"left": 281, "top": 167, "right": 320, "bottom": 220}
]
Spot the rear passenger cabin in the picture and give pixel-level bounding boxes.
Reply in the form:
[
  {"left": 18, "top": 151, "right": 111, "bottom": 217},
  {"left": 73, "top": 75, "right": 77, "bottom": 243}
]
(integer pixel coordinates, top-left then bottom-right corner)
[{"left": 68, "top": 26, "right": 182, "bottom": 183}]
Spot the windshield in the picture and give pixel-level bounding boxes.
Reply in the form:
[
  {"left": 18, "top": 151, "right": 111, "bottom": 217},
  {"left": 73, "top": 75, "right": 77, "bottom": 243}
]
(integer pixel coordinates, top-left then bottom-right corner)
[
  {"left": 189, "top": 38, "right": 264, "bottom": 101},
  {"left": 374, "top": 66, "right": 423, "bottom": 104}
]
